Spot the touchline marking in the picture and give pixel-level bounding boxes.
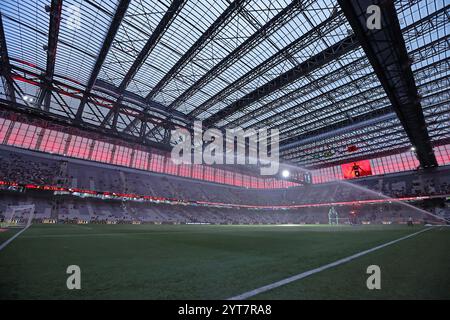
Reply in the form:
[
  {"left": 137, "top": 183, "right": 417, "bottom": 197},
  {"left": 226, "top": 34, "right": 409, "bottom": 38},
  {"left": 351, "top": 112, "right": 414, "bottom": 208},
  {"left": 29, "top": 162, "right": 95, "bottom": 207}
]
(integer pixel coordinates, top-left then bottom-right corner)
[
  {"left": 228, "top": 227, "right": 434, "bottom": 300},
  {"left": 0, "top": 224, "right": 32, "bottom": 252}
]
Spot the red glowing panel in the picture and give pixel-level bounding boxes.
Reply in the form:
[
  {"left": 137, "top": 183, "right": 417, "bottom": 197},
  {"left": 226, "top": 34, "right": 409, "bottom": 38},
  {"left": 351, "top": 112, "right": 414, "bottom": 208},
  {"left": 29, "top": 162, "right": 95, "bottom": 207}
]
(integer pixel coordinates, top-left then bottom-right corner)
[{"left": 341, "top": 160, "right": 372, "bottom": 179}]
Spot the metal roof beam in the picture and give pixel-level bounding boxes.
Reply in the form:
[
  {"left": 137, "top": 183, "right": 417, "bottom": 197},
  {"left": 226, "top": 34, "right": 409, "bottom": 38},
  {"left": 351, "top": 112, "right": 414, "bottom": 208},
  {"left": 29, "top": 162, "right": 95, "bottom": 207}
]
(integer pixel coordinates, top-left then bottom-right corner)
[
  {"left": 231, "top": 6, "right": 449, "bottom": 129},
  {"left": 0, "top": 99, "right": 173, "bottom": 151},
  {"left": 281, "top": 111, "right": 397, "bottom": 152},
  {"left": 119, "top": 0, "right": 186, "bottom": 93},
  {"left": 188, "top": 10, "right": 347, "bottom": 118},
  {"left": 0, "top": 13, "right": 16, "bottom": 103},
  {"left": 282, "top": 88, "right": 450, "bottom": 158},
  {"left": 298, "top": 130, "right": 450, "bottom": 169},
  {"left": 338, "top": 0, "right": 438, "bottom": 168},
  {"left": 288, "top": 121, "right": 450, "bottom": 167},
  {"left": 283, "top": 104, "right": 450, "bottom": 164},
  {"left": 167, "top": 0, "right": 311, "bottom": 111},
  {"left": 36, "top": 0, "right": 63, "bottom": 111},
  {"left": 75, "top": 0, "right": 131, "bottom": 123},
  {"left": 145, "top": 0, "right": 250, "bottom": 101},
  {"left": 101, "top": 0, "right": 186, "bottom": 129},
  {"left": 286, "top": 115, "right": 449, "bottom": 165},
  {"left": 289, "top": 132, "right": 404, "bottom": 162},
  {"left": 280, "top": 66, "right": 449, "bottom": 139},
  {"left": 203, "top": 34, "right": 359, "bottom": 127}
]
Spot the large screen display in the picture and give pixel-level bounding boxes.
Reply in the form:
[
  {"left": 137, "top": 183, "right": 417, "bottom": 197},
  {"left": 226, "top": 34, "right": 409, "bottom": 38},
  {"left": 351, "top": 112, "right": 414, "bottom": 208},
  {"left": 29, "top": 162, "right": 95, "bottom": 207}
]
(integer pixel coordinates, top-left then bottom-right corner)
[{"left": 341, "top": 160, "right": 372, "bottom": 179}]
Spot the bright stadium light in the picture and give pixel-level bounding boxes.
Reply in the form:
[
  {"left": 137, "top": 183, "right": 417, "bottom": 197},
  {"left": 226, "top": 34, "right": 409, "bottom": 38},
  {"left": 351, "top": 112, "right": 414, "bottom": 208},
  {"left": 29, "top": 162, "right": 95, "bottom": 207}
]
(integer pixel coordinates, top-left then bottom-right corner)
[
  {"left": 410, "top": 146, "right": 416, "bottom": 151},
  {"left": 22, "top": 95, "right": 34, "bottom": 103},
  {"left": 281, "top": 169, "right": 290, "bottom": 178}
]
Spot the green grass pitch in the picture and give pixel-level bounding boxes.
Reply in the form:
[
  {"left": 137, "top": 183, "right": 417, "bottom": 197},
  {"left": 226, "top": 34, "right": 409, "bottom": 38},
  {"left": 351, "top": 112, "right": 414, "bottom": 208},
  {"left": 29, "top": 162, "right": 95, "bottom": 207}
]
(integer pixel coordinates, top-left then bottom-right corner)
[{"left": 0, "top": 224, "right": 449, "bottom": 299}]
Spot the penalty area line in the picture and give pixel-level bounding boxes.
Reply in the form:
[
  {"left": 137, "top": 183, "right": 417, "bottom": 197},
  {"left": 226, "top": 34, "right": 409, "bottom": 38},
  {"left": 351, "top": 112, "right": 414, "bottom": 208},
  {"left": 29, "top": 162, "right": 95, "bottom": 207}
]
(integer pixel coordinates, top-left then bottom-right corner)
[
  {"left": 228, "top": 227, "right": 434, "bottom": 300},
  {"left": 0, "top": 224, "right": 32, "bottom": 252}
]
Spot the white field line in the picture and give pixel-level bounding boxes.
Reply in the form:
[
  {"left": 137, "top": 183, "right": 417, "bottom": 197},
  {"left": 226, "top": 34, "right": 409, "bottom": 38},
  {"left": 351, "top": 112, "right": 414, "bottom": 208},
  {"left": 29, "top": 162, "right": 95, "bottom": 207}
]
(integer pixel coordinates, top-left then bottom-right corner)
[
  {"left": 0, "top": 224, "right": 32, "bottom": 252},
  {"left": 228, "top": 227, "right": 435, "bottom": 300}
]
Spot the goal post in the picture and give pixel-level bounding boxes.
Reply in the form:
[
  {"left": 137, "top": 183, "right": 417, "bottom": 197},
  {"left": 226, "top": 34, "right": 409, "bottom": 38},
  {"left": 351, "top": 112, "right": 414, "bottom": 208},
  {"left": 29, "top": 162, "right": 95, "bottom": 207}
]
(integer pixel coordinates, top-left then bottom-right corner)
[
  {"left": 1, "top": 205, "right": 35, "bottom": 228},
  {"left": 336, "top": 217, "right": 351, "bottom": 225},
  {"left": 328, "top": 206, "right": 338, "bottom": 225},
  {"left": 328, "top": 207, "right": 350, "bottom": 225}
]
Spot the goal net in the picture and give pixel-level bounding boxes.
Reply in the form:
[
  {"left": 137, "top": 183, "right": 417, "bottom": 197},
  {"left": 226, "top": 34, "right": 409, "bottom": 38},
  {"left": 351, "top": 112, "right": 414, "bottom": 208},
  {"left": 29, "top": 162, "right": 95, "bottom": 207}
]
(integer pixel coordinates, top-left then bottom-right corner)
[
  {"left": 336, "top": 217, "right": 351, "bottom": 225},
  {"left": 1, "top": 205, "right": 35, "bottom": 228}
]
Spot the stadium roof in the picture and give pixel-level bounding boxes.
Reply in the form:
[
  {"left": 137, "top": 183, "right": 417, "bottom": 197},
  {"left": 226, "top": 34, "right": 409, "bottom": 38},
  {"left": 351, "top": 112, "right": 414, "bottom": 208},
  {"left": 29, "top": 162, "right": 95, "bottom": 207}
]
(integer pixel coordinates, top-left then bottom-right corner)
[{"left": 0, "top": 0, "right": 448, "bottom": 169}]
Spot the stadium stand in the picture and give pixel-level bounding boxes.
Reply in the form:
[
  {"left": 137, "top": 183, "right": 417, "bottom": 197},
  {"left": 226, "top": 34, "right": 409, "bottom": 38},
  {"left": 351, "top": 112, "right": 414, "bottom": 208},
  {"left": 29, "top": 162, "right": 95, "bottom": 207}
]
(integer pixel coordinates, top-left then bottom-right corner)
[
  {"left": 2, "top": 191, "right": 445, "bottom": 225},
  {"left": 1, "top": 146, "right": 449, "bottom": 224}
]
